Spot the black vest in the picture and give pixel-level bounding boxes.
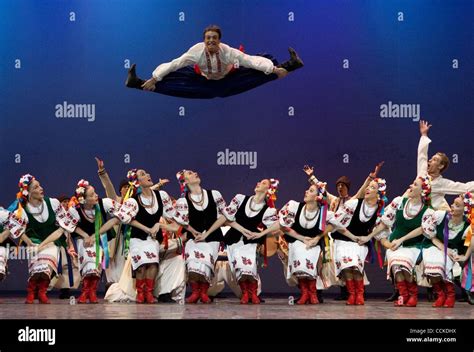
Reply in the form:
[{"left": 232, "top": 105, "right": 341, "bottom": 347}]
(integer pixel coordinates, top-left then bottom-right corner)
[
  {"left": 74, "top": 199, "right": 116, "bottom": 241},
  {"left": 186, "top": 189, "right": 224, "bottom": 243},
  {"left": 224, "top": 196, "right": 268, "bottom": 246},
  {"left": 284, "top": 202, "right": 323, "bottom": 244},
  {"left": 331, "top": 199, "right": 378, "bottom": 243},
  {"left": 130, "top": 191, "right": 163, "bottom": 242}
]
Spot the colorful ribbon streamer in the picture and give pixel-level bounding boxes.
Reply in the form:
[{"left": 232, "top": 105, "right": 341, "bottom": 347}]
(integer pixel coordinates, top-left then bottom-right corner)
[
  {"left": 94, "top": 204, "right": 110, "bottom": 269},
  {"left": 100, "top": 233, "right": 109, "bottom": 269},
  {"left": 443, "top": 214, "right": 451, "bottom": 278},
  {"left": 122, "top": 225, "right": 131, "bottom": 256}
]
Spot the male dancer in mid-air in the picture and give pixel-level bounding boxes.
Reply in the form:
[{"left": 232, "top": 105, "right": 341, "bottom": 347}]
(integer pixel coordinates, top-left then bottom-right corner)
[{"left": 126, "top": 25, "right": 303, "bottom": 99}]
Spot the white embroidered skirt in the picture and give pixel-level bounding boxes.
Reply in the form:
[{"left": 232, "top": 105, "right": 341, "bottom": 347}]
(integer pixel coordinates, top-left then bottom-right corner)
[
  {"left": 185, "top": 240, "right": 219, "bottom": 283},
  {"left": 286, "top": 240, "right": 321, "bottom": 280}
]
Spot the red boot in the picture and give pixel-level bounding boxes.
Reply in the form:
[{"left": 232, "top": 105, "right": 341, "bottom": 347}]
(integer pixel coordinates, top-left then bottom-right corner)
[
  {"left": 431, "top": 281, "right": 446, "bottom": 308},
  {"left": 186, "top": 282, "right": 201, "bottom": 304},
  {"left": 239, "top": 280, "right": 249, "bottom": 304},
  {"left": 77, "top": 276, "right": 91, "bottom": 304},
  {"left": 296, "top": 278, "right": 310, "bottom": 305},
  {"left": 25, "top": 278, "right": 37, "bottom": 304},
  {"left": 144, "top": 279, "right": 157, "bottom": 304},
  {"left": 355, "top": 279, "right": 365, "bottom": 305},
  {"left": 37, "top": 278, "right": 51, "bottom": 304},
  {"left": 135, "top": 279, "right": 145, "bottom": 304},
  {"left": 405, "top": 281, "right": 418, "bottom": 307},
  {"left": 394, "top": 280, "right": 409, "bottom": 306},
  {"left": 248, "top": 280, "right": 261, "bottom": 304},
  {"left": 443, "top": 281, "right": 456, "bottom": 308},
  {"left": 345, "top": 280, "right": 356, "bottom": 305},
  {"left": 308, "top": 279, "right": 319, "bottom": 304},
  {"left": 88, "top": 276, "right": 100, "bottom": 304},
  {"left": 199, "top": 282, "right": 211, "bottom": 304}
]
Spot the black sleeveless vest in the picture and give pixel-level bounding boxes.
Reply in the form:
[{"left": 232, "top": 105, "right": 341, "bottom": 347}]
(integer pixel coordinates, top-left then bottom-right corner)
[
  {"left": 130, "top": 191, "right": 164, "bottom": 242},
  {"left": 74, "top": 198, "right": 116, "bottom": 241},
  {"left": 186, "top": 189, "right": 224, "bottom": 243},
  {"left": 284, "top": 202, "right": 323, "bottom": 244},
  {"left": 225, "top": 196, "right": 268, "bottom": 246},
  {"left": 331, "top": 199, "right": 378, "bottom": 243}
]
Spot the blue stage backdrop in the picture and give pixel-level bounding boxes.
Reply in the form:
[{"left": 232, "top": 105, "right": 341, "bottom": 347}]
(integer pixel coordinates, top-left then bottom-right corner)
[{"left": 0, "top": 0, "right": 473, "bottom": 293}]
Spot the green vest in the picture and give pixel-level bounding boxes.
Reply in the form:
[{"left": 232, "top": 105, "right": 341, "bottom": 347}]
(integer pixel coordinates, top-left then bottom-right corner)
[
  {"left": 433, "top": 212, "right": 470, "bottom": 255},
  {"left": 389, "top": 198, "right": 430, "bottom": 248},
  {"left": 25, "top": 198, "right": 65, "bottom": 247}
]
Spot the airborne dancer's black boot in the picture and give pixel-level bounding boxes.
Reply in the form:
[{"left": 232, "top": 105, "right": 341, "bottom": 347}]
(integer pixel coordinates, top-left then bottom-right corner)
[
  {"left": 277, "top": 47, "right": 304, "bottom": 72},
  {"left": 125, "top": 64, "right": 146, "bottom": 89}
]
